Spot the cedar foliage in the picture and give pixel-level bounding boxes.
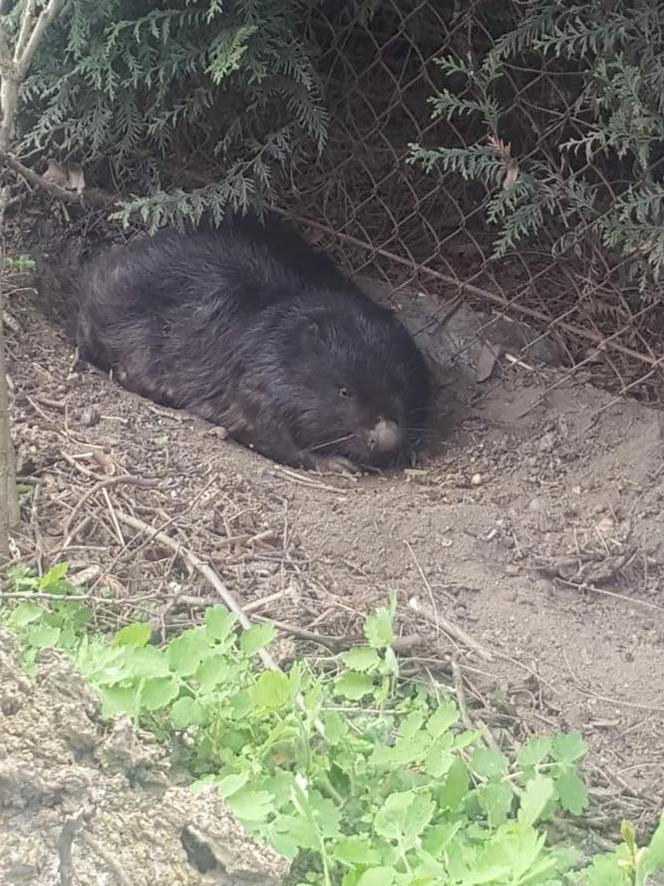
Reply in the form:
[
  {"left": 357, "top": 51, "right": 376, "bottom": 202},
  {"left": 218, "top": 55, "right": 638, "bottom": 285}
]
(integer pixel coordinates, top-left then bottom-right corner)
[
  {"left": 407, "top": 0, "right": 664, "bottom": 294},
  {"left": 13, "top": 0, "right": 328, "bottom": 231}
]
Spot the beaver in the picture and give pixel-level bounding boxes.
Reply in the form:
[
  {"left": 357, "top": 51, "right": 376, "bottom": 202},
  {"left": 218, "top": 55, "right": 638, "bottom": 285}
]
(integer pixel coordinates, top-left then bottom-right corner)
[{"left": 75, "top": 213, "right": 432, "bottom": 472}]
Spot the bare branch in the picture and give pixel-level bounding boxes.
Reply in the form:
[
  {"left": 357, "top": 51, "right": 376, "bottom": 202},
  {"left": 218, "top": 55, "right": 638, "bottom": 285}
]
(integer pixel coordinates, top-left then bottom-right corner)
[
  {"left": 0, "top": 147, "right": 78, "bottom": 200},
  {"left": 0, "top": 148, "right": 116, "bottom": 207},
  {"left": 0, "top": 14, "right": 13, "bottom": 72},
  {"left": 14, "top": 0, "right": 37, "bottom": 62},
  {"left": 15, "top": 0, "right": 63, "bottom": 78}
]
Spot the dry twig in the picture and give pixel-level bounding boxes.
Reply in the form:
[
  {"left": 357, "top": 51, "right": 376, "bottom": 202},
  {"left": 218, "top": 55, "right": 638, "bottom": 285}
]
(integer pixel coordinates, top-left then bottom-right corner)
[
  {"left": 408, "top": 595, "right": 494, "bottom": 662},
  {"left": 115, "top": 511, "right": 279, "bottom": 668}
]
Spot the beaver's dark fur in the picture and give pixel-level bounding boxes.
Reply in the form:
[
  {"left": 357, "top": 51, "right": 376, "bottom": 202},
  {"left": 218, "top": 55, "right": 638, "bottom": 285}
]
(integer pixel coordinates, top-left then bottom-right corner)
[{"left": 76, "top": 214, "right": 432, "bottom": 472}]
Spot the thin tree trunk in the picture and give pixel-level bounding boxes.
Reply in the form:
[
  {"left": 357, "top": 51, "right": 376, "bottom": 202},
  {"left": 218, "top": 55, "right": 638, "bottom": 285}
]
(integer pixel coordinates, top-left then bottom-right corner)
[
  {"left": 0, "top": 0, "right": 66, "bottom": 560},
  {"left": 0, "top": 67, "right": 20, "bottom": 560},
  {"left": 0, "top": 281, "right": 17, "bottom": 561}
]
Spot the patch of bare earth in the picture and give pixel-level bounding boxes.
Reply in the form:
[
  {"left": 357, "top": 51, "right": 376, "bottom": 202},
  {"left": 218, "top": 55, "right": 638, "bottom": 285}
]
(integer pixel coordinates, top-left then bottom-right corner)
[{"left": 4, "top": 258, "right": 664, "bottom": 853}]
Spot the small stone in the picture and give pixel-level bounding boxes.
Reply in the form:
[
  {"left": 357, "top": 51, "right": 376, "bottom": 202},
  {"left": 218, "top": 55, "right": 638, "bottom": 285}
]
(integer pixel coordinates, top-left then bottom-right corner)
[
  {"left": 595, "top": 515, "right": 615, "bottom": 534},
  {"left": 80, "top": 405, "right": 100, "bottom": 427},
  {"left": 470, "top": 473, "right": 482, "bottom": 486},
  {"left": 571, "top": 485, "right": 582, "bottom": 495},
  {"left": 538, "top": 431, "right": 556, "bottom": 453},
  {"left": 528, "top": 497, "right": 546, "bottom": 513}
]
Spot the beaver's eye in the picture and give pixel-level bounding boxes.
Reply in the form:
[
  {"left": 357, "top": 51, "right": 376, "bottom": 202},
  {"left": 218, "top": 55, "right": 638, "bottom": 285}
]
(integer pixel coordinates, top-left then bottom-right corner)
[{"left": 339, "top": 387, "right": 350, "bottom": 398}]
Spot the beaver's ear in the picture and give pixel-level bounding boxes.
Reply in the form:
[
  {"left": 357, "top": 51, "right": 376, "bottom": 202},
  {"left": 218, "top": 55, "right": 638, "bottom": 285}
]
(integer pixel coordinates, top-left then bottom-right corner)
[
  {"left": 299, "top": 314, "right": 329, "bottom": 347},
  {"left": 305, "top": 319, "right": 320, "bottom": 339}
]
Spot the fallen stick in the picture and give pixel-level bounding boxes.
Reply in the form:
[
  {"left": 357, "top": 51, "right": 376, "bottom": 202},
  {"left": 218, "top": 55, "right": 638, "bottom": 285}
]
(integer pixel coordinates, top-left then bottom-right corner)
[{"left": 408, "top": 595, "right": 494, "bottom": 662}]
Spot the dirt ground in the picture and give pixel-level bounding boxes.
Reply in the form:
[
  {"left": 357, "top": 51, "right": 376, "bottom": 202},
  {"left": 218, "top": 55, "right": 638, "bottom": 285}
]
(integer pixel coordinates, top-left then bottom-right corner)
[{"left": 4, "top": 237, "right": 664, "bottom": 849}]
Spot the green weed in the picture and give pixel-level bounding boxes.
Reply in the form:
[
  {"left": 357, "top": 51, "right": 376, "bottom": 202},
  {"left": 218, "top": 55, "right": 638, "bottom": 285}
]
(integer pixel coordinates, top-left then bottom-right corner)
[{"left": 2, "top": 564, "right": 663, "bottom": 885}]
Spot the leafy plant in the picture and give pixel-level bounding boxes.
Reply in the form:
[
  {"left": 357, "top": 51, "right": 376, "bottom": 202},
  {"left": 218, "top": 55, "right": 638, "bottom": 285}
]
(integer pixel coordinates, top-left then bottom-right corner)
[
  {"left": 3, "top": 563, "right": 93, "bottom": 671},
  {"left": 2, "top": 564, "right": 664, "bottom": 885},
  {"left": 10, "top": 0, "right": 328, "bottom": 232},
  {"left": 4, "top": 254, "right": 36, "bottom": 274},
  {"left": 577, "top": 818, "right": 664, "bottom": 885}
]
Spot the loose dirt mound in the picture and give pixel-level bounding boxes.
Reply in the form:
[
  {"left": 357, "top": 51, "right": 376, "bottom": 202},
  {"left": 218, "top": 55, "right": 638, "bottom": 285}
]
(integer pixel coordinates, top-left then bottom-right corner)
[
  {"left": 5, "top": 253, "right": 664, "bottom": 843},
  {"left": 0, "top": 629, "right": 289, "bottom": 885}
]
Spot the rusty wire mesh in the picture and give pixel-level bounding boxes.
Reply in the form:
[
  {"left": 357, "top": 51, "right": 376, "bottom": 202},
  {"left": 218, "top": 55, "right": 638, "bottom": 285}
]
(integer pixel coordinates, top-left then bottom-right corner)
[{"left": 279, "top": 0, "right": 664, "bottom": 415}]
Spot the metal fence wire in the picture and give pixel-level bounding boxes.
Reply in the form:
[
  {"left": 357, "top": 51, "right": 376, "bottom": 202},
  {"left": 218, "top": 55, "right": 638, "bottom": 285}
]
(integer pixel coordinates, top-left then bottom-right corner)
[{"left": 281, "top": 0, "right": 664, "bottom": 415}]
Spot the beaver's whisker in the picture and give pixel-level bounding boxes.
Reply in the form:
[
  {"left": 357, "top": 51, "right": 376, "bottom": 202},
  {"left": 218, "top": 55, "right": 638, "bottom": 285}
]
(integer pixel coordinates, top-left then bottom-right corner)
[{"left": 308, "top": 434, "right": 355, "bottom": 453}]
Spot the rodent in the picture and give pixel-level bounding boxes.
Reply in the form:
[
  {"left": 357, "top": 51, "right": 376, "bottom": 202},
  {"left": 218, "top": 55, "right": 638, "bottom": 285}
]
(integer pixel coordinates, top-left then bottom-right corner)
[{"left": 75, "top": 213, "right": 432, "bottom": 472}]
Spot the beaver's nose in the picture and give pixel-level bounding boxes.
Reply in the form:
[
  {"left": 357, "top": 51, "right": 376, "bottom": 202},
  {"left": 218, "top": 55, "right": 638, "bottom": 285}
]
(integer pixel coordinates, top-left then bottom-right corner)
[{"left": 368, "top": 418, "right": 403, "bottom": 453}]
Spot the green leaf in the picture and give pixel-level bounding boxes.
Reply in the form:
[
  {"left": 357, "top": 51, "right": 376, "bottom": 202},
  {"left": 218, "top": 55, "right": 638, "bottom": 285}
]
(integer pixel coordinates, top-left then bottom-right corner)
[
  {"left": 438, "top": 757, "right": 469, "bottom": 810},
  {"left": 333, "top": 837, "right": 382, "bottom": 867},
  {"left": 364, "top": 607, "right": 393, "bottom": 648},
  {"left": 171, "top": 696, "right": 207, "bottom": 728},
  {"left": 372, "top": 731, "right": 430, "bottom": 768},
  {"left": 426, "top": 700, "right": 460, "bottom": 737},
  {"left": 404, "top": 794, "right": 436, "bottom": 844},
  {"left": 583, "top": 852, "right": 633, "bottom": 886},
  {"left": 453, "top": 729, "right": 482, "bottom": 750},
  {"left": 140, "top": 676, "right": 180, "bottom": 711},
  {"left": 123, "top": 646, "right": 171, "bottom": 679},
  {"left": 374, "top": 791, "right": 434, "bottom": 847},
  {"left": 38, "top": 562, "right": 69, "bottom": 587},
  {"left": 357, "top": 869, "right": 395, "bottom": 886},
  {"left": 518, "top": 736, "right": 553, "bottom": 770},
  {"left": 195, "top": 654, "right": 234, "bottom": 691},
  {"left": 64, "top": 602, "right": 93, "bottom": 630},
  {"left": 215, "top": 772, "right": 249, "bottom": 800},
  {"left": 25, "top": 623, "right": 61, "bottom": 649},
  {"left": 422, "top": 822, "right": 463, "bottom": 855},
  {"left": 112, "top": 623, "right": 152, "bottom": 648},
  {"left": 342, "top": 646, "right": 380, "bottom": 672},
  {"left": 239, "top": 622, "right": 276, "bottom": 656},
  {"left": 265, "top": 819, "right": 301, "bottom": 860},
  {"left": 470, "top": 747, "right": 509, "bottom": 779},
  {"left": 424, "top": 743, "right": 455, "bottom": 779},
  {"left": 383, "top": 645, "right": 399, "bottom": 677},
  {"left": 322, "top": 711, "right": 348, "bottom": 745},
  {"left": 518, "top": 775, "right": 555, "bottom": 826},
  {"left": 288, "top": 661, "right": 305, "bottom": 697},
  {"left": 74, "top": 642, "right": 126, "bottom": 684},
  {"left": 205, "top": 605, "right": 237, "bottom": 645},
  {"left": 551, "top": 732, "right": 587, "bottom": 763},
  {"left": 99, "top": 684, "right": 140, "bottom": 718},
  {"left": 556, "top": 768, "right": 589, "bottom": 814},
  {"left": 335, "top": 671, "right": 374, "bottom": 701},
  {"left": 227, "top": 789, "right": 274, "bottom": 824},
  {"left": 477, "top": 781, "right": 513, "bottom": 827},
  {"left": 310, "top": 792, "right": 342, "bottom": 838},
  {"left": 253, "top": 670, "right": 291, "bottom": 709},
  {"left": 230, "top": 690, "right": 252, "bottom": 719},
  {"left": 9, "top": 601, "right": 43, "bottom": 627},
  {"left": 622, "top": 819, "right": 637, "bottom": 851},
  {"left": 167, "top": 628, "right": 208, "bottom": 676},
  {"left": 374, "top": 792, "right": 411, "bottom": 841},
  {"left": 638, "top": 814, "right": 664, "bottom": 881},
  {"left": 398, "top": 711, "right": 425, "bottom": 740},
  {"left": 274, "top": 812, "right": 319, "bottom": 852}
]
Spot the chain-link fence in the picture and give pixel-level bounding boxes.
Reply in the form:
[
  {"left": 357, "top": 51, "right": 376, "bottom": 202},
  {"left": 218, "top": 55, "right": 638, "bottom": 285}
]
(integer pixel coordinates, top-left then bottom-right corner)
[{"left": 280, "top": 0, "right": 664, "bottom": 419}]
